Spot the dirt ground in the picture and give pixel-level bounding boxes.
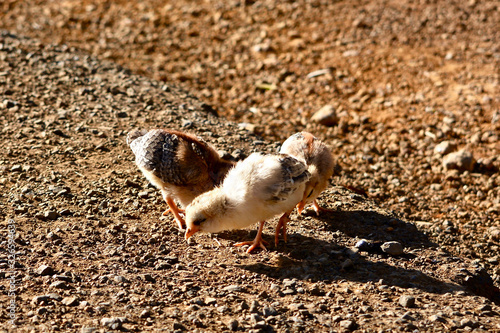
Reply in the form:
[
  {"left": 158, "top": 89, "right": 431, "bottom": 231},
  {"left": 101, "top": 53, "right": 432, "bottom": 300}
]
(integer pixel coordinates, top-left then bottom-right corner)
[{"left": 1, "top": 0, "right": 500, "bottom": 332}]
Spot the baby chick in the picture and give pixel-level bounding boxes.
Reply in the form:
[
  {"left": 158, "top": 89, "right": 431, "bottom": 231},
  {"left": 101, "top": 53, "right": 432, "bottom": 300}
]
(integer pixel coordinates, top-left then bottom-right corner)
[
  {"left": 280, "top": 131, "right": 334, "bottom": 214},
  {"left": 127, "top": 129, "right": 234, "bottom": 230},
  {"left": 276, "top": 132, "right": 334, "bottom": 244},
  {"left": 184, "top": 152, "right": 310, "bottom": 253}
]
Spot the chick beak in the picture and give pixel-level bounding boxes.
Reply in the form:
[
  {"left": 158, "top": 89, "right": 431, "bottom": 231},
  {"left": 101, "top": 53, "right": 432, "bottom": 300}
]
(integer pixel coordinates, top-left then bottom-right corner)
[
  {"left": 296, "top": 200, "right": 306, "bottom": 215},
  {"left": 185, "top": 226, "right": 199, "bottom": 240}
]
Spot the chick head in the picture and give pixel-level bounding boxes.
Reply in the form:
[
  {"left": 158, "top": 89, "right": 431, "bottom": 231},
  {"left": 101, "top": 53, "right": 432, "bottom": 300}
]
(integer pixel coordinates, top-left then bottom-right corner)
[{"left": 184, "top": 189, "right": 229, "bottom": 240}]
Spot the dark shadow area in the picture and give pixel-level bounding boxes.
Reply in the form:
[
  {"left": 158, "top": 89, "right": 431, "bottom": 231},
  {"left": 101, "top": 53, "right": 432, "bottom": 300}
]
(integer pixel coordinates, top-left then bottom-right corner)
[
  {"left": 217, "top": 209, "right": 437, "bottom": 254},
  {"left": 217, "top": 209, "right": 500, "bottom": 305},
  {"left": 234, "top": 234, "right": 457, "bottom": 297},
  {"left": 312, "top": 209, "right": 437, "bottom": 249}
]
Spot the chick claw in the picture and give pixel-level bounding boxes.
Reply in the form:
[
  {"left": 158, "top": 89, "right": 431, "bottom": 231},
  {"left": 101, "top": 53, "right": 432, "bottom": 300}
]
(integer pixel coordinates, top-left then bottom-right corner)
[
  {"left": 299, "top": 200, "right": 333, "bottom": 216},
  {"left": 312, "top": 200, "right": 334, "bottom": 215},
  {"left": 234, "top": 239, "right": 269, "bottom": 253}
]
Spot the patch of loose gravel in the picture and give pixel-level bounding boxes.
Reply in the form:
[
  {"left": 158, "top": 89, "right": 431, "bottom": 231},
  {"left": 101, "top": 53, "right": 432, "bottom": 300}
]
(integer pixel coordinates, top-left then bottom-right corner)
[
  {"left": 0, "top": 0, "right": 500, "bottom": 331},
  {"left": 1, "top": 30, "right": 500, "bottom": 332}
]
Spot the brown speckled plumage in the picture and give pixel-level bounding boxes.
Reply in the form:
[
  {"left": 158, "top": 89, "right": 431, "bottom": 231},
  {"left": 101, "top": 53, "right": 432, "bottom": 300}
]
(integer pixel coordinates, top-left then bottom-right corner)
[
  {"left": 127, "top": 129, "right": 234, "bottom": 229},
  {"left": 267, "top": 154, "right": 311, "bottom": 202}
]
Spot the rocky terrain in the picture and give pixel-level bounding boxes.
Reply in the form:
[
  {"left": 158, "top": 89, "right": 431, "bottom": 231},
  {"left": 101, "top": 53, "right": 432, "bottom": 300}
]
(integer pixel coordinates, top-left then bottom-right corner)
[{"left": 1, "top": 0, "right": 500, "bottom": 332}]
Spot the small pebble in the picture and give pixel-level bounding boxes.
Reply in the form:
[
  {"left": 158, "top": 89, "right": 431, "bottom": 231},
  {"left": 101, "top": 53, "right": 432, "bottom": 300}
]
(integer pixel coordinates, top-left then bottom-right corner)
[
  {"left": 401, "top": 312, "right": 416, "bottom": 321},
  {"left": 36, "top": 264, "right": 54, "bottom": 276},
  {"left": 50, "top": 281, "right": 71, "bottom": 289},
  {"left": 311, "top": 105, "right": 339, "bottom": 127},
  {"left": 138, "top": 191, "right": 149, "bottom": 198},
  {"left": 227, "top": 319, "right": 239, "bottom": 331},
  {"left": 341, "top": 258, "right": 354, "bottom": 270},
  {"left": 223, "top": 285, "right": 242, "bottom": 292},
  {"left": 429, "top": 314, "right": 446, "bottom": 323},
  {"left": 434, "top": 141, "right": 456, "bottom": 155},
  {"left": 399, "top": 295, "right": 416, "bottom": 308},
  {"left": 250, "top": 300, "right": 260, "bottom": 313},
  {"left": 339, "top": 319, "right": 357, "bottom": 330},
  {"left": 139, "top": 309, "right": 151, "bottom": 318},
  {"left": 44, "top": 210, "right": 60, "bottom": 220},
  {"left": 355, "top": 239, "right": 371, "bottom": 251},
  {"left": 381, "top": 241, "right": 404, "bottom": 256},
  {"left": 10, "top": 164, "right": 22, "bottom": 172},
  {"left": 113, "top": 275, "right": 129, "bottom": 284},
  {"left": 101, "top": 317, "right": 125, "bottom": 329},
  {"left": 47, "top": 293, "right": 62, "bottom": 301},
  {"left": 61, "top": 296, "right": 79, "bottom": 306},
  {"left": 460, "top": 318, "right": 477, "bottom": 328},
  {"left": 205, "top": 297, "right": 217, "bottom": 305},
  {"left": 80, "top": 328, "right": 97, "bottom": 333},
  {"left": 443, "top": 150, "right": 475, "bottom": 172},
  {"left": 32, "top": 295, "right": 50, "bottom": 305},
  {"left": 263, "top": 306, "right": 278, "bottom": 317}
]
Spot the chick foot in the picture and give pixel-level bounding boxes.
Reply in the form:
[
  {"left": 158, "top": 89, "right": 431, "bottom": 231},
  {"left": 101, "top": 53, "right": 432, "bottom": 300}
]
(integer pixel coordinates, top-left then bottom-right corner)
[
  {"left": 298, "top": 200, "right": 334, "bottom": 216},
  {"left": 312, "top": 200, "right": 335, "bottom": 216},
  {"left": 234, "top": 221, "right": 268, "bottom": 253}
]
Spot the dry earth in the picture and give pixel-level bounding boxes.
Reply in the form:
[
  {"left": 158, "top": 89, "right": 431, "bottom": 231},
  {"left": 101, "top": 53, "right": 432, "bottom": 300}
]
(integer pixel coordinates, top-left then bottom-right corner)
[{"left": 1, "top": 0, "right": 500, "bottom": 332}]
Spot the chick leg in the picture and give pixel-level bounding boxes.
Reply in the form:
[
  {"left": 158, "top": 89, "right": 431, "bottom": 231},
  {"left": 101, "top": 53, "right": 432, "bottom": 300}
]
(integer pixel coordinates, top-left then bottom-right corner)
[
  {"left": 234, "top": 221, "right": 268, "bottom": 253},
  {"left": 162, "top": 194, "right": 186, "bottom": 230},
  {"left": 312, "top": 200, "right": 335, "bottom": 216},
  {"left": 275, "top": 211, "right": 291, "bottom": 246}
]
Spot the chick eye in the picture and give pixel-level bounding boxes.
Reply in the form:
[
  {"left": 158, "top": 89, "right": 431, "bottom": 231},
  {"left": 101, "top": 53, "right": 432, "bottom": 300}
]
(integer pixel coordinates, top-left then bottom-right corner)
[
  {"left": 193, "top": 218, "right": 206, "bottom": 226},
  {"left": 306, "top": 189, "right": 314, "bottom": 198}
]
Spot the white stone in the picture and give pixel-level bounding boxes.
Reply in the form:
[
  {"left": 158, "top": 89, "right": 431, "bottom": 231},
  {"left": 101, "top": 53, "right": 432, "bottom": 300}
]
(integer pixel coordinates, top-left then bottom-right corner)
[
  {"left": 310, "top": 105, "right": 338, "bottom": 127},
  {"left": 443, "top": 150, "right": 475, "bottom": 172}
]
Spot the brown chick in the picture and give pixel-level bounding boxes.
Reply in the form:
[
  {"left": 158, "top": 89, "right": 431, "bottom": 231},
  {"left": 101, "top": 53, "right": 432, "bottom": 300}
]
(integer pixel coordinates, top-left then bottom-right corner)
[
  {"left": 276, "top": 131, "right": 334, "bottom": 245},
  {"left": 127, "top": 129, "right": 234, "bottom": 230}
]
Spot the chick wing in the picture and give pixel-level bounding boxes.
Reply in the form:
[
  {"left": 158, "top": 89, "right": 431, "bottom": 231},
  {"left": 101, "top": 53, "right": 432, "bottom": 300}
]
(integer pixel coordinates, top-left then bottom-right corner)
[
  {"left": 128, "top": 129, "right": 215, "bottom": 187},
  {"left": 222, "top": 153, "right": 309, "bottom": 211},
  {"left": 127, "top": 129, "right": 233, "bottom": 229}
]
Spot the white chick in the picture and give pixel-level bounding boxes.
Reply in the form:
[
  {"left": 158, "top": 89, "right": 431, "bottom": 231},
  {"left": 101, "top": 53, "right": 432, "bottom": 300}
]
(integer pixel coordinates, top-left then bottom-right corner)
[
  {"left": 184, "top": 152, "right": 310, "bottom": 253},
  {"left": 276, "top": 132, "right": 334, "bottom": 245},
  {"left": 127, "top": 129, "right": 234, "bottom": 230}
]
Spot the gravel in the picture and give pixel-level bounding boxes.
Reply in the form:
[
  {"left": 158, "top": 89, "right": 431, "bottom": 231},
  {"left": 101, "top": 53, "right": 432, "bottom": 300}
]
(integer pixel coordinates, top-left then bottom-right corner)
[{"left": 1, "top": 0, "right": 500, "bottom": 330}]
